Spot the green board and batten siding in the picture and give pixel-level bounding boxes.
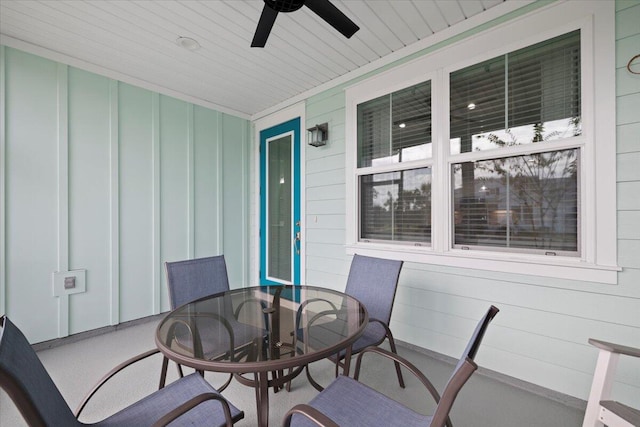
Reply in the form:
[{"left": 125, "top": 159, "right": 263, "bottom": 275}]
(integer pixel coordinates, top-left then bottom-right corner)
[{"left": 0, "top": 46, "right": 250, "bottom": 342}]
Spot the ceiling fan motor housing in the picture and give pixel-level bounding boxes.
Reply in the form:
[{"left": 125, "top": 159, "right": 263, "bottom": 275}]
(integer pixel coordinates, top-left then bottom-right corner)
[
  {"left": 253, "top": 0, "right": 358, "bottom": 47},
  {"left": 264, "top": 0, "right": 305, "bottom": 13}
]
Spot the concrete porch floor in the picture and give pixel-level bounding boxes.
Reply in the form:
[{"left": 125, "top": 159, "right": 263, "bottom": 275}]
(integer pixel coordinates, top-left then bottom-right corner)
[{"left": 1, "top": 316, "right": 585, "bottom": 426}]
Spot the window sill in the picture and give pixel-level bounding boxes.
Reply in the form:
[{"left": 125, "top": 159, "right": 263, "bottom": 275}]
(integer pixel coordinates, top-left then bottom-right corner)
[{"left": 345, "top": 243, "right": 620, "bottom": 285}]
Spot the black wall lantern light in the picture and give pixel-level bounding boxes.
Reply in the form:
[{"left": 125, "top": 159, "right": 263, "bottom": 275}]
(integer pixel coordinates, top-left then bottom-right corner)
[{"left": 307, "top": 123, "right": 328, "bottom": 147}]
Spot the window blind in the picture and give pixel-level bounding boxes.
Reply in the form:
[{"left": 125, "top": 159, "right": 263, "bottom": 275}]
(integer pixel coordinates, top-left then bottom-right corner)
[
  {"left": 357, "top": 81, "right": 431, "bottom": 168},
  {"left": 450, "top": 30, "right": 581, "bottom": 154},
  {"left": 360, "top": 168, "right": 431, "bottom": 243},
  {"left": 452, "top": 149, "right": 578, "bottom": 253}
]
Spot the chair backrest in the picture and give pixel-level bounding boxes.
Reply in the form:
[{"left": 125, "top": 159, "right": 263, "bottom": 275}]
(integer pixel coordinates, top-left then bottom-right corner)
[
  {"left": 344, "top": 254, "right": 403, "bottom": 325},
  {"left": 430, "top": 305, "right": 500, "bottom": 427},
  {"left": 455, "top": 305, "right": 500, "bottom": 370},
  {"left": 165, "top": 255, "right": 230, "bottom": 309},
  {"left": 0, "top": 316, "right": 79, "bottom": 427}
]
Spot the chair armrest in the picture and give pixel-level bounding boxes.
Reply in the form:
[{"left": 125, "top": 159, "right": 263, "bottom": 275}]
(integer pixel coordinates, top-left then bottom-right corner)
[
  {"left": 599, "top": 401, "right": 640, "bottom": 426},
  {"left": 75, "top": 348, "right": 161, "bottom": 418},
  {"left": 583, "top": 338, "right": 640, "bottom": 427},
  {"left": 306, "top": 309, "right": 342, "bottom": 327},
  {"left": 166, "top": 312, "right": 236, "bottom": 360},
  {"left": 588, "top": 339, "right": 640, "bottom": 358},
  {"left": 290, "top": 308, "right": 342, "bottom": 355},
  {"left": 304, "top": 314, "right": 389, "bottom": 339},
  {"left": 234, "top": 297, "right": 268, "bottom": 325},
  {"left": 353, "top": 346, "right": 443, "bottom": 410},
  {"left": 283, "top": 404, "right": 340, "bottom": 427},
  {"left": 353, "top": 346, "right": 456, "bottom": 427},
  {"left": 368, "top": 317, "right": 392, "bottom": 335},
  {"left": 295, "top": 298, "right": 339, "bottom": 330},
  {"left": 151, "top": 392, "right": 234, "bottom": 427},
  {"left": 291, "top": 304, "right": 342, "bottom": 348}
]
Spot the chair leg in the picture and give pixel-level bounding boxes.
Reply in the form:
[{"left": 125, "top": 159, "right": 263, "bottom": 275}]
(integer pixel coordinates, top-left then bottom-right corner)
[
  {"left": 271, "top": 369, "right": 282, "bottom": 393},
  {"left": 285, "top": 369, "right": 293, "bottom": 392},
  {"left": 159, "top": 356, "right": 170, "bottom": 389},
  {"left": 387, "top": 334, "right": 406, "bottom": 389},
  {"left": 582, "top": 349, "right": 619, "bottom": 427},
  {"left": 305, "top": 364, "right": 325, "bottom": 392},
  {"left": 216, "top": 373, "right": 233, "bottom": 393}
]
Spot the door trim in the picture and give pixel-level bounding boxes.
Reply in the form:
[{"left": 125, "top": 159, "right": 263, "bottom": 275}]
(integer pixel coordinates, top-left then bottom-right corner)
[
  {"left": 252, "top": 102, "right": 305, "bottom": 287},
  {"left": 260, "top": 126, "right": 299, "bottom": 286}
]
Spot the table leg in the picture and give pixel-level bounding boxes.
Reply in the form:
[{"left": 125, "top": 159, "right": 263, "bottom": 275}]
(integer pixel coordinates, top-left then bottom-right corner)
[
  {"left": 269, "top": 288, "right": 282, "bottom": 393},
  {"left": 255, "top": 370, "right": 270, "bottom": 427}
]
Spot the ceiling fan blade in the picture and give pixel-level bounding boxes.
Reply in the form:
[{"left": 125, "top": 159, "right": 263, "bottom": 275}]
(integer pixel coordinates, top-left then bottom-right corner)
[
  {"left": 251, "top": 4, "right": 279, "bottom": 47},
  {"left": 304, "top": 0, "right": 359, "bottom": 39}
]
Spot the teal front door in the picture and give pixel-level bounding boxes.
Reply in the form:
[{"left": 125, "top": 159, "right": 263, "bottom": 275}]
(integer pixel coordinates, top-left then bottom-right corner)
[{"left": 260, "top": 118, "right": 301, "bottom": 287}]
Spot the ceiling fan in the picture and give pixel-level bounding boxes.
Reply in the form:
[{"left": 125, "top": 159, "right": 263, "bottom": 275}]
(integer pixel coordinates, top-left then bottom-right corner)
[{"left": 251, "top": 0, "right": 360, "bottom": 48}]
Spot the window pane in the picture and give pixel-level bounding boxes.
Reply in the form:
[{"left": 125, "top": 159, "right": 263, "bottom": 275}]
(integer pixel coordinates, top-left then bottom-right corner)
[
  {"left": 452, "top": 149, "right": 578, "bottom": 253},
  {"left": 267, "top": 135, "right": 291, "bottom": 282},
  {"left": 450, "top": 56, "right": 505, "bottom": 155},
  {"left": 450, "top": 30, "right": 581, "bottom": 154},
  {"left": 358, "top": 81, "right": 431, "bottom": 168},
  {"left": 360, "top": 168, "right": 431, "bottom": 243}
]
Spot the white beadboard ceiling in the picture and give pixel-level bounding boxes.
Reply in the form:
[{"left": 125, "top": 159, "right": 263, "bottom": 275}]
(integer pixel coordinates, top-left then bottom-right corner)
[{"left": 0, "top": 0, "right": 516, "bottom": 118}]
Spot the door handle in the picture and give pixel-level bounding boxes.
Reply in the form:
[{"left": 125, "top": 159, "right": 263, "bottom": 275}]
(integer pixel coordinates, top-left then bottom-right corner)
[{"left": 293, "top": 231, "right": 301, "bottom": 255}]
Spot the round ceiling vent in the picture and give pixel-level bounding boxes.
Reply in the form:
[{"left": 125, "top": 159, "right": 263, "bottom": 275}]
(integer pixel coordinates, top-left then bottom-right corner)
[{"left": 176, "top": 36, "right": 201, "bottom": 51}]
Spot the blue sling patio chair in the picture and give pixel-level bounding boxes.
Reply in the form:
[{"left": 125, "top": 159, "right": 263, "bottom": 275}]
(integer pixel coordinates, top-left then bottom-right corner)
[
  {"left": 283, "top": 305, "right": 499, "bottom": 427},
  {"left": 0, "top": 315, "right": 244, "bottom": 427},
  {"left": 161, "top": 255, "right": 267, "bottom": 392},
  {"left": 289, "top": 254, "right": 405, "bottom": 391}
]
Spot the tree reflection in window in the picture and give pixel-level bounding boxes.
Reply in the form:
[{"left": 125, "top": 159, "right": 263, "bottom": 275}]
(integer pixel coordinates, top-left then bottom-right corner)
[{"left": 453, "top": 125, "right": 579, "bottom": 253}]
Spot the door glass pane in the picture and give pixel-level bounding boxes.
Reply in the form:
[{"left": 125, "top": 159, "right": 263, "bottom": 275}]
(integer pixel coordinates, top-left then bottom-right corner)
[{"left": 267, "top": 135, "right": 292, "bottom": 282}]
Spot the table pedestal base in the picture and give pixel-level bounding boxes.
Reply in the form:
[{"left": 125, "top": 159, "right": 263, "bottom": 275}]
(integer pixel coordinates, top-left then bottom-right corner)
[{"left": 233, "top": 365, "right": 305, "bottom": 427}]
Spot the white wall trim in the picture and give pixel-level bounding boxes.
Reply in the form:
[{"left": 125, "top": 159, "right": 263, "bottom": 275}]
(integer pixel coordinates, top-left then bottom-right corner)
[
  {"left": 151, "top": 93, "right": 161, "bottom": 314},
  {"left": 242, "top": 119, "right": 251, "bottom": 287},
  {"left": 187, "top": 103, "right": 195, "bottom": 259},
  {"left": 252, "top": 102, "right": 306, "bottom": 287},
  {"left": 56, "top": 63, "right": 70, "bottom": 337},
  {"left": 108, "top": 79, "right": 120, "bottom": 326},
  {"left": 216, "top": 112, "right": 224, "bottom": 254},
  {"left": 0, "top": 45, "right": 6, "bottom": 315},
  {"left": 591, "top": 2, "right": 617, "bottom": 268},
  {"left": 344, "top": 0, "right": 619, "bottom": 285}
]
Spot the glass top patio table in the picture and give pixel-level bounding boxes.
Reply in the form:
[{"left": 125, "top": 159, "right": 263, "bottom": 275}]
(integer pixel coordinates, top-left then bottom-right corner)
[{"left": 155, "top": 284, "right": 368, "bottom": 427}]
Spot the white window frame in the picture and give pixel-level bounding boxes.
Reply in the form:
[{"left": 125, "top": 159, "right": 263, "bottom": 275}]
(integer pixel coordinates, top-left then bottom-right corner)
[{"left": 345, "top": 1, "right": 619, "bottom": 284}]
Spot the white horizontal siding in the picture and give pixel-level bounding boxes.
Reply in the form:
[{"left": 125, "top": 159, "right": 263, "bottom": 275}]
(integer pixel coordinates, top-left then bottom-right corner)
[
  {"left": 618, "top": 211, "right": 640, "bottom": 239},
  {"left": 617, "top": 122, "right": 640, "bottom": 154},
  {"left": 618, "top": 182, "right": 640, "bottom": 210}
]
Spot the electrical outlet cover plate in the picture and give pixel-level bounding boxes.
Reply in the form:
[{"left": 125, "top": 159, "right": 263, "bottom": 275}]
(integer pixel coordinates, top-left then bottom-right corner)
[{"left": 52, "top": 270, "right": 86, "bottom": 296}]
